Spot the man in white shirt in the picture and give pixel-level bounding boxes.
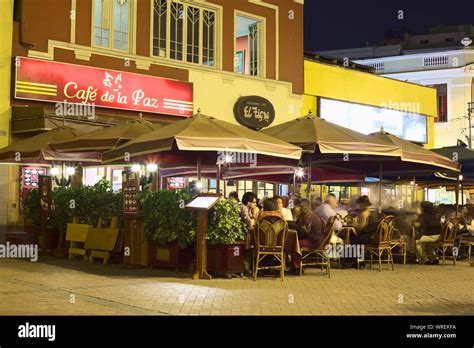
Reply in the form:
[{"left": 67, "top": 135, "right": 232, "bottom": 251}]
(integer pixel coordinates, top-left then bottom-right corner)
[{"left": 314, "top": 193, "right": 343, "bottom": 244}]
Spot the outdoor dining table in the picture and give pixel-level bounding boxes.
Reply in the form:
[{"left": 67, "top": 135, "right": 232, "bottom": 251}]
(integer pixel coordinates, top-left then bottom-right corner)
[{"left": 245, "top": 228, "right": 302, "bottom": 258}]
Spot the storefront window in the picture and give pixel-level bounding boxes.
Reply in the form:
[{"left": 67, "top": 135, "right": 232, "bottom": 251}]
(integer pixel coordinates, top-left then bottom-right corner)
[
  {"left": 433, "top": 84, "right": 448, "bottom": 123},
  {"left": 153, "top": 0, "right": 217, "bottom": 67},
  {"left": 235, "top": 15, "right": 263, "bottom": 76},
  {"left": 93, "top": 0, "right": 131, "bottom": 52},
  {"left": 257, "top": 182, "right": 274, "bottom": 199}
]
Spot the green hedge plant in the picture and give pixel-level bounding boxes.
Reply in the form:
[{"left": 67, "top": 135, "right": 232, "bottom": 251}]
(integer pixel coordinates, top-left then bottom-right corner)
[
  {"left": 140, "top": 189, "right": 196, "bottom": 248},
  {"left": 207, "top": 199, "right": 247, "bottom": 246}
]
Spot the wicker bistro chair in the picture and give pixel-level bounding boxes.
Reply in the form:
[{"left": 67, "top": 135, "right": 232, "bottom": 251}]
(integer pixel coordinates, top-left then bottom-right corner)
[
  {"left": 343, "top": 213, "right": 358, "bottom": 227},
  {"left": 425, "top": 218, "right": 459, "bottom": 266},
  {"left": 299, "top": 215, "right": 338, "bottom": 278},
  {"left": 253, "top": 216, "right": 289, "bottom": 281},
  {"left": 364, "top": 216, "right": 395, "bottom": 272},
  {"left": 390, "top": 228, "right": 407, "bottom": 264}
]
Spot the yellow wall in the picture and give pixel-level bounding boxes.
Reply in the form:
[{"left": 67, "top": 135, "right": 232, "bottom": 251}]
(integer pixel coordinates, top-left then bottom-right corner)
[
  {"left": 0, "top": 0, "right": 12, "bottom": 148},
  {"left": 189, "top": 70, "right": 302, "bottom": 126},
  {"left": 0, "top": 0, "right": 13, "bottom": 236},
  {"left": 303, "top": 60, "right": 437, "bottom": 148}
]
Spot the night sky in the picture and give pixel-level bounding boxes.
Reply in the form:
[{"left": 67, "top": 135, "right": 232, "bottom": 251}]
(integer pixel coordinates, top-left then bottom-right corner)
[{"left": 304, "top": 0, "right": 474, "bottom": 52}]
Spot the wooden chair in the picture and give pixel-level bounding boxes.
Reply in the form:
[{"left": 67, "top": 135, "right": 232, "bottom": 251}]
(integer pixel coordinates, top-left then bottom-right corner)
[
  {"left": 390, "top": 228, "right": 407, "bottom": 264},
  {"left": 253, "top": 216, "right": 288, "bottom": 281},
  {"left": 300, "top": 215, "right": 337, "bottom": 278},
  {"left": 343, "top": 213, "right": 358, "bottom": 227},
  {"left": 425, "top": 218, "right": 459, "bottom": 266},
  {"left": 66, "top": 217, "right": 91, "bottom": 261},
  {"left": 364, "top": 215, "right": 395, "bottom": 272},
  {"left": 457, "top": 235, "right": 474, "bottom": 260}
]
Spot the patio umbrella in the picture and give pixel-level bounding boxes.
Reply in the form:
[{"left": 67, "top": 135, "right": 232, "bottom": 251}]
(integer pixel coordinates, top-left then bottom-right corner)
[
  {"left": 102, "top": 113, "right": 303, "bottom": 171},
  {"left": 50, "top": 119, "right": 159, "bottom": 153},
  {"left": 370, "top": 130, "right": 460, "bottom": 174},
  {"left": 0, "top": 125, "right": 102, "bottom": 165}
]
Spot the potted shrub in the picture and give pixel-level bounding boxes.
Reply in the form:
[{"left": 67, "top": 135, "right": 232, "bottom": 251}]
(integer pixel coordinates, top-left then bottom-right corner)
[
  {"left": 140, "top": 189, "right": 196, "bottom": 270},
  {"left": 206, "top": 198, "right": 248, "bottom": 276}
]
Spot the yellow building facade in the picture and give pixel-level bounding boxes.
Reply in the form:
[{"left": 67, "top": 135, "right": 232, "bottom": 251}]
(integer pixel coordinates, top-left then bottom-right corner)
[
  {"left": 302, "top": 58, "right": 437, "bottom": 203},
  {"left": 303, "top": 58, "right": 437, "bottom": 148},
  {"left": 0, "top": 0, "right": 14, "bottom": 241}
]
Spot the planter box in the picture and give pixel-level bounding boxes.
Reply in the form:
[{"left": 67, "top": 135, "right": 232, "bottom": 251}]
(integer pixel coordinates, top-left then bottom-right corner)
[
  {"left": 148, "top": 241, "right": 194, "bottom": 270},
  {"left": 207, "top": 241, "right": 245, "bottom": 275},
  {"left": 40, "top": 227, "right": 59, "bottom": 251}
]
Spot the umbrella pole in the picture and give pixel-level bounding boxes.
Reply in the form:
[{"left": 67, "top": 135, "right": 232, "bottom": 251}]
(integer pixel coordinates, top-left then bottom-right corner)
[
  {"left": 307, "top": 156, "right": 312, "bottom": 201},
  {"left": 197, "top": 153, "right": 202, "bottom": 182},
  {"left": 292, "top": 172, "right": 296, "bottom": 196},
  {"left": 456, "top": 176, "right": 459, "bottom": 214},
  {"left": 216, "top": 163, "right": 221, "bottom": 195},
  {"left": 412, "top": 177, "right": 416, "bottom": 204},
  {"left": 378, "top": 162, "right": 383, "bottom": 213}
]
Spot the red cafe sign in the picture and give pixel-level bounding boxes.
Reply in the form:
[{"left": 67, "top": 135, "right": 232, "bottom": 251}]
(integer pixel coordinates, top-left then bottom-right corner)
[{"left": 14, "top": 57, "right": 194, "bottom": 117}]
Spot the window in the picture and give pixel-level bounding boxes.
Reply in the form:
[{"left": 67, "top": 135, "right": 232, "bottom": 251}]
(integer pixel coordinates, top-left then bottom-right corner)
[
  {"left": 257, "top": 182, "right": 274, "bottom": 200},
  {"left": 235, "top": 15, "right": 263, "bottom": 76},
  {"left": 152, "top": 0, "right": 217, "bottom": 67},
  {"left": 432, "top": 84, "right": 448, "bottom": 123},
  {"left": 94, "top": 0, "right": 131, "bottom": 51}
]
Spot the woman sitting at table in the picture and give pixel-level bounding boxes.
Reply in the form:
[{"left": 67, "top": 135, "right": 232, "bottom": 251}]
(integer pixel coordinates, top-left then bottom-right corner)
[
  {"left": 240, "top": 192, "right": 259, "bottom": 229},
  {"left": 292, "top": 199, "right": 313, "bottom": 239},
  {"left": 274, "top": 195, "right": 294, "bottom": 221},
  {"left": 414, "top": 201, "right": 442, "bottom": 264},
  {"left": 351, "top": 196, "right": 379, "bottom": 245}
]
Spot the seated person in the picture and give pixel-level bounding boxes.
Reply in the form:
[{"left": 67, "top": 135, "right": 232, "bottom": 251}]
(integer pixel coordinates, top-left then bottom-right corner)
[
  {"left": 240, "top": 192, "right": 259, "bottom": 229},
  {"left": 258, "top": 198, "right": 284, "bottom": 221},
  {"left": 274, "top": 195, "right": 294, "bottom": 221},
  {"left": 292, "top": 200, "right": 313, "bottom": 239},
  {"left": 414, "top": 201, "right": 442, "bottom": 264},
  {"left": 314, "top": 193, "right": 343, "bottom": 244},
  {"left": 351, "top": 196, "right": 379, "bottom": 245}
]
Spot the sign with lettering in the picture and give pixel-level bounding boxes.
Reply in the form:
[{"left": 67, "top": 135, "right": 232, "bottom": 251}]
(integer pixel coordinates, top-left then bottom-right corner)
[
  {"left": 38, "top": 175, "right": 52, "bottom": 217},
  {"left": 122, "top": 171, "right": 140, "bottom": 219},
  {"left": 14, "top": 57, "right": 194, "bottom": 117},
  {"left": 233, "top": 96, "right": 275, "bottom": 130}
]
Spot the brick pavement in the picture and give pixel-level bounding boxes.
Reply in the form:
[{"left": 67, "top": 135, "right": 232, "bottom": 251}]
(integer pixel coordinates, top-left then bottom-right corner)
[{"left": 0, "top": 257, "right": 472, "bottom": 315}]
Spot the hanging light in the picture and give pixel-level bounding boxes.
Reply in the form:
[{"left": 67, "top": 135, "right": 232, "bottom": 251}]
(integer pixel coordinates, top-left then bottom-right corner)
[
  {"left": 65, "top": 166, "right": 76, "bottom": 176},
  {"left": 195, "top": 181, "right": 203, "bottom": 190},
  {"left": 146, "top": 164, "right": 158, "bottom": 173},
  {"left": 295, "top": 168, "right": 305, "bottom": 178},
  {"left": 50, "top": 167, "right": 60, "bottom": 176},
  {"left": 131, "top": 164, "right": 141, "bottom": 173}
]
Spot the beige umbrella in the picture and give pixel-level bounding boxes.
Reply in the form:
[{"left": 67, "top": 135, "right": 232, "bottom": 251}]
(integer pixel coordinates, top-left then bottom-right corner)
[
  {"left": 371, "top": 130, "right": 460, "bottom": 172},
  {"left": 263, "top": 115, "right": 402, "bottom": 157},
  {"left": 0, "top": 125, "right": 101, "bottom": 164},
  {"left": 50, "top": 119, "right": 159, "bottom": 153},
  {"left": 103, "top": 113, "right": 303, "bottom": 165}
]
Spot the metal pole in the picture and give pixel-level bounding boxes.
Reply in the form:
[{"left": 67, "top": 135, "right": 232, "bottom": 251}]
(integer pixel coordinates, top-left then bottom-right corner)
[
  {"left": 412, "top": 177, "right": 416, "bottom": 204},
  {"left": 455, "top": 176, "right": 459, "bottom": 214},
  {"left": 378, "top": 162, "right": 383, "bottom": 213},
  {"left": 292, "top": 172, "right": 296, "bottom": 196},
  {"left": 197, "top": 153, "right": 202, "bottom": 181},
  {"left": 469, "top": 106, "right": 472, "bottom": 149},
  {"left": 216, "top": 163, "right": 221, "bottom": 195},
  {"left": 307, "top": 156, "right": 312, "bottom": 200}
]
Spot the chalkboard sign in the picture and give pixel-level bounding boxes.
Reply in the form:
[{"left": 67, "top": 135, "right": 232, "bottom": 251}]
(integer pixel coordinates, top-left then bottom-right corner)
[
  {"left": 233, "top": 96, "right": 275, "bottom": 130},
  {"left": 122, "top": 171, "right": 140, "bottom": 219},
  {"left": 38, "top": 175, "right": 52, "bottom": 217}
]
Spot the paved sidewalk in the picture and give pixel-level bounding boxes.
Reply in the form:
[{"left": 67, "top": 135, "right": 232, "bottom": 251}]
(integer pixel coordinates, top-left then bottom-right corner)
[{"left": 0, "top": 257, "right": 473, "bottom": 315}]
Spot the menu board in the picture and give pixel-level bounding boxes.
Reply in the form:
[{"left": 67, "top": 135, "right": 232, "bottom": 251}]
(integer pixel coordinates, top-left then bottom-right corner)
[
  {"left": 122, "top": 171, "right": 140, "bottom": 219},
  {"left": 21, "top": 166, "right": 46, "bottom": 211},
  {"left": 185, "top": 196, "right": 220, "bottom": 210},
  {"left": 167, "top": 177, "right": 186, "bottom": 190},
  {"left": 38, "top": 175, "right": 52, "bottom": 217}
]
